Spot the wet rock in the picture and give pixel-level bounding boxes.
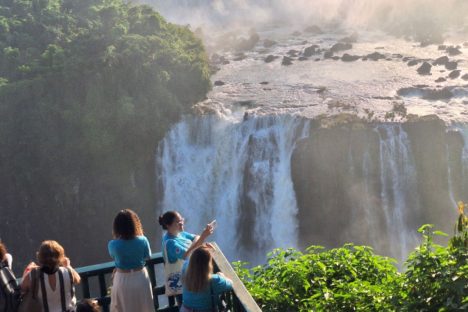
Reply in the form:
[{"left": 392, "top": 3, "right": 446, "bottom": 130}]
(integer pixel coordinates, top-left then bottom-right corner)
[
  {"left": 438, "top": 45, "right": 447, "bottom": 50},
  {"left": 445, "top": 61, "right": 457, "bottom": 70},
  {"left": 435, "top": 77, "right": 446, "bottom": 83},
  {"left": 233, "top": 53, "right": 247, "bottom": 61},
  {"left": 264, "top": 55, "right": 278, "bottom": 63},
  {"left": 407, "top": 59, "right": 419, "bottom": 66},
  {"left": 417, "top": 62, "right": 432, "bottom": 75},
  {"left": 448, "top": 70, "right": 461, "bottom": 79},
  {"left": 263, "top": 39, "right": 277, "bottom": 48},
  {"left": 340, "top": 33, "right": 358, "bottom": 43},
  {"left": 324, "top": 51, "right": 333, "bottom": 59},
  {"left": 332, "top": 56, "right": 340, "bottom": 60},
  {"left": 366, "top": 52, "right": 386, "bottom": 61},
  {"left": 236, "top": 100, "right": 255, "bottom": 108},
  {"left": 303, "top": 45, "right": 320, "bottom": 57},
  {"left": 392, "top": 54, "right": 403, "bottom": 58},
  {"left": 304, "top": 25, "right": 323, "bottom": 34},
  {"left": 236, "top": 32, "right": 260, "bottom": 51},
  {"left": 397, "top": 86, "right": 453, "bottom": 100},
  {"left": 330, "top": 42, "right": 352, "bottom": 53},
  {"left": 432, "top": 56, "right": 449, "bottom": 66},
  {"left": 214, "top": 80, "right": 225, "bottom": 86},
  {"left": 462, "top": 73, "right": 468, "bottom": 81},
  {"left": 315, "top": 58, "right": 321, "bottom": 61},
  {"left": 446, "top": 46, "right": 462, "bottom": 56},
  {"left": 298, "top": 56, "right": 309, "bottom": 61},
  {"left": 282, "top": 56, "right": 293, "bottom": 66},
  {"left": 287, "top": 49, "right": 299, "bottom": 57},
  {"left": 341, "top": 53, "right": 360, "bottom": 62},
  {"left": 361, "top": 57, "right": 368, "bottom": 61},
  {"left": 260, "top": 81, "right": 269, "bottom": 85},
  {"left": 402, "top": 57, "right": 412, "bottom": 62}
]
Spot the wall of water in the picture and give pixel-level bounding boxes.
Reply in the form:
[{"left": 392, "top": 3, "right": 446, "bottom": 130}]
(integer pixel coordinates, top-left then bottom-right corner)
[{"left": 157, "top": 113, "right": 468, "bottom": 264}]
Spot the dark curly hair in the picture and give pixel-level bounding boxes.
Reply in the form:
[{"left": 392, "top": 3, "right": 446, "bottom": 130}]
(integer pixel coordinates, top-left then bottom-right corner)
[
  {"left": 113, "top": 209, "right": 144, "bottom": 240},
  {"left": 158, "top": 211, "right": 179, "bottom": 230},
  {"left": 76, "top": 299, "right": 101, "bottom": 312}
]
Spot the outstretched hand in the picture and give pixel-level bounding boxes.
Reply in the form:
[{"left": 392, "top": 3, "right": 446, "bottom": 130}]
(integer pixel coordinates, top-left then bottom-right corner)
[{"left": 201, "top": 222, "right": 215, "bottom": 239}]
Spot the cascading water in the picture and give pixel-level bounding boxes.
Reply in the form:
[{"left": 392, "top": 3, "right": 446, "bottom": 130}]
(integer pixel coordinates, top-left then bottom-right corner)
[
  {"left": 376, "top": 125, "right": 420, "bottom": 261},
  {"left": 157, "top": 111, "right": 308, "bottom": 263}
]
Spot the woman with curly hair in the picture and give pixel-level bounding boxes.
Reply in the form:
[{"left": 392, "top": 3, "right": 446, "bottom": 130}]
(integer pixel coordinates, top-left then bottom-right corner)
[
  {"left": 20, "top": 240, "right": 81, "bottom": 312},
  {"left": 108, "top": 209, "right": 154, "bottom": 312}
]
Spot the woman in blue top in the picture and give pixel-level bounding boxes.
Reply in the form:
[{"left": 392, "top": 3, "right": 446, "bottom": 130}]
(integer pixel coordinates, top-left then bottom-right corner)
[
  {"left": 181, "top": 246, "right": 232, "bottom": 312},
  {"left": 159, "top": 211, "right": 214, "bottom": 305},
  {"left": 108, "top": 209, "right": 155, "bottom": 312}
]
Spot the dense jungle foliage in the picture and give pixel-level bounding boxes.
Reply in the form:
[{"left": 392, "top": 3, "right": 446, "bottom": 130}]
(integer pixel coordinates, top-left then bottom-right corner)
[
  {"left": 235, "top": 202, "right": 468, "bottom": 311},
  {"left": 0, "top": 0, "right": 210, "bottom": 268}
]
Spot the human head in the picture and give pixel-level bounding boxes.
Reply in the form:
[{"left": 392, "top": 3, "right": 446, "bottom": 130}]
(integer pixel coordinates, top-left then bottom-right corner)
[
  {"left": 113, "top": 209, "right": 144, "bottom": 240},
  {"left": 76, "top": 299, "right": 101, "bottom": 312},
  {"left": 37, "top": 240, "right": 65, "bottom": 270},
  {"left": 0, "top": 241, "right": 7, "bottom": 263},
  {"left": 158, "top": 211, "right": 184, "bottom": 234},
  {"left": 184, "top": 245, "right": 213, "bottom": 292}
]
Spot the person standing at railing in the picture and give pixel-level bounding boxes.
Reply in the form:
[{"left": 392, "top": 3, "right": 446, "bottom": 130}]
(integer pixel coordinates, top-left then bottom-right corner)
[
  {"left": 108, "top": 209, "right": 155, "bottom": 312},
  {"left": 158, "top": 211, "right": 215, "bottom": 306},
  {"left": 20, "top": 240, "right": 81, "bottom": 312},
  {"left": 0, "top": 241, "right": 13, "bottom": 269},
  {"left": 181, "top": 245, "right": 232, "bottom": 312}
]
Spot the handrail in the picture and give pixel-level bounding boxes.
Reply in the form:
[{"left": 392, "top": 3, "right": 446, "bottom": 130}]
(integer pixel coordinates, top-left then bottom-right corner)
[{"left": 74, "top": 243, "right": 262, "bottom": 312}]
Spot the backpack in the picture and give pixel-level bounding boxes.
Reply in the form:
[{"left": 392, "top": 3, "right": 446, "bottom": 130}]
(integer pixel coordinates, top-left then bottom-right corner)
[{"left": 0, "top": 262, "right": 21, "bottom": 312}]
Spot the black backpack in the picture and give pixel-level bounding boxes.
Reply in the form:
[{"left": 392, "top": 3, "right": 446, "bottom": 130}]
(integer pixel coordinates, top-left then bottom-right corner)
[{"left": 0, "top": 261, "right": 21, "bottom": 312}]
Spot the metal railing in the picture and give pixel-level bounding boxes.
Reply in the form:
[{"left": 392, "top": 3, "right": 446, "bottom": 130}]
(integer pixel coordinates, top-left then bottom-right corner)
[{"left": 75, "top": 243, "right": 261, "bottom": 312}]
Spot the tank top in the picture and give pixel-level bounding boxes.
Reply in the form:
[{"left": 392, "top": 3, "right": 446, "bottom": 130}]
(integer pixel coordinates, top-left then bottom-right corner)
[{"left": 34, "top": 267, "right": 76, "bottom": 312}]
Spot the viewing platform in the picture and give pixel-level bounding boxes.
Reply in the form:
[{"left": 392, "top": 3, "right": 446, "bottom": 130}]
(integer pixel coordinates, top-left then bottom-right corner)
[{"left": 75, "top": 243, "right": 261, "bottom": 312}]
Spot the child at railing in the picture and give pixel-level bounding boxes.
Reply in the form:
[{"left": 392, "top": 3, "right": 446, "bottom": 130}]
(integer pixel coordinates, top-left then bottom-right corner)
[
  {"left": 180, "top": 245, "right": 232, "bottom": 312},
  {"left": 108, "top": 209, "right": 155, "bottom": 312},
  {"left": 158, "top": 211, "right": 215, "bottom": 306}
]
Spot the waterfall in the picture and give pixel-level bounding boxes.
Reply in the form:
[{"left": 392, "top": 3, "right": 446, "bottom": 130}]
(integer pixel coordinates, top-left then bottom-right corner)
[
  {"left": 157, "top": 112, "right": 308, "bottom": 263},
  {"left": 375, "top": 125, "right": 420, "bottom": 261}
]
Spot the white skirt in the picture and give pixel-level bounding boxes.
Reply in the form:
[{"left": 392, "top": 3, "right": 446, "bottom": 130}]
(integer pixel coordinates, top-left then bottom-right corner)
[{"left": 110, "top": 268, "right": 155, "bottom": 312}]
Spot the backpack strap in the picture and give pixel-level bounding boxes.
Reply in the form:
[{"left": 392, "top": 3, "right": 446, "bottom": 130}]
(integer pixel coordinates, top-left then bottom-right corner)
[
  {"left": 30, "top": 268, "right": 38, "bottom": 299},
  {"left": 39, "top": 270, "right": 49, "bottom": 312},
  {"left": 58, "top": 269, "right": 66, "bottom": 312},
  {"left": 65, "top": 267, "right": 74, "bottom": 299}
]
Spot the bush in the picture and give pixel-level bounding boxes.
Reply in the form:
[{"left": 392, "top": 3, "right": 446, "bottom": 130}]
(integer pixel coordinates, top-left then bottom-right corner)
[{"left": 235, "top": 203, "right": 468, "bottom": 311}]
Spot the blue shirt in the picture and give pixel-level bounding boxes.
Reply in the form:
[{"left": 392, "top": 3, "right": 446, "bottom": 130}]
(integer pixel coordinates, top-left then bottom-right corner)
[
  {"left": 162, "top": 231, "right": 196, "bottom": 263},
  {"left": 108, "top": 236, "right": 151, "bottom": 270},
  {"left": 182, "top": 274, "right": 233, "bottom": 310}
]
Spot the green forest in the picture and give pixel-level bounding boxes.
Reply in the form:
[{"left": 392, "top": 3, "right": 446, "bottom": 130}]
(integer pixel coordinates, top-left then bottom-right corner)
[{"left": 0, "top": 0, "right": 210, "bottom": 267}]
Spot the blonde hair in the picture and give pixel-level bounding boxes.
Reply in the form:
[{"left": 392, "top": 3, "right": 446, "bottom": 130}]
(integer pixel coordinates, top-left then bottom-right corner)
[
  {"left": 37, "top": 240, "right": 65, "bottom": 269},
  {"left": 184, "top": 246, "right": 213, "bottom": 292}
]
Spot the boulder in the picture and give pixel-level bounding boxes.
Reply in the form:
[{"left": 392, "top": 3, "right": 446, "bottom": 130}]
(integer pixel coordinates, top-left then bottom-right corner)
[
  {"left": 233, "top": 53, "right": 247, "bottom": 61},
  {"left": 236, "top": 32, "right": 260, "bottom": 51},
  {"left": 445, "top": 61, "right": 457, "bottom": 70},
  {"left": 324, "top": 51, "right": 334, "bottom": 59},
  {"left": 435, "top": 77, "right": 446, "bottom": 83},
  {"left": 341, "top": 53, "right": 360, "bottom": 62},
  {"left": 304, "top": 25, "right": 323, "bottom": 34},
  {"left": 263, "top": 39, "right": 277, "bottom": 48},
  {"left": 448, "top": 70, "right": 461, "bottom": 79},
  {"left": 417, "top": 62, "right": 432, "bottom": 75},
  {"left": 330, "top": 42, "right": 352, "bottom": 53},
  {"left": 407, "top": 60, "right": 419, "bottom": 66},
  {"left": 446, "top": 46, "right": 462, "bottom": 56},
  {"left": 214, "top": 80, "right": 225, "bottom": 86},
  {"left": 298, "top": 56, "right": 308, "bottom": 61},
  {"left": 303, "top": 45, "right": 320, "bottom": 57},
  {"left": 366, "top": 52, "right": 385, "bottom": 61},
  {"left": 287, "top": 49, "right": 299, "bottom": 57},
  {"left": 264, "top": 55, "right": 278, "bottom": 63},
  {"left": 438, "top": 45, "right": 447, "bottom": 50},
  {"left": 339, "top": 33, "right": 358, "bottom": 43},
  {"left": 282, "top": 56, "right": 293, "bottom": 66},
  {"left": 432, "top": 56, "right": 449, "bottom": 66},
  {"left": 461, "top": 73, "right": 468, "bottom": 81}
]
